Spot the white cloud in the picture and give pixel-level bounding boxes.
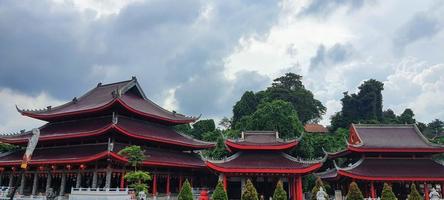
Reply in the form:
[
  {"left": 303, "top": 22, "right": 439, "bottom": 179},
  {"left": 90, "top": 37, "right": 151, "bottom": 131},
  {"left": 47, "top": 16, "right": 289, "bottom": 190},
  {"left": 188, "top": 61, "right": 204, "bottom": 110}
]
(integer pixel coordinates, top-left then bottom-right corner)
[{"left": 0, "top": 88, "right": 64, "bottom": 132}]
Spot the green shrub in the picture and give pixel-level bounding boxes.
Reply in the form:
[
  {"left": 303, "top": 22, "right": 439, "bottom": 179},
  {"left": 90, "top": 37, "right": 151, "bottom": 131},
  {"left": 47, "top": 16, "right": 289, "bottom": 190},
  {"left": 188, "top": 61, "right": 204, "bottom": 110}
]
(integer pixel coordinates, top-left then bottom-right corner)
[
  {"left": 242, "top": 179, "right": 258, "bottom": 200},
  {"left": 408, "top": 183, "right": 423, "bottom": 200},
  {"left": 346, "top": 182, "right": 364, "bottom": 200},
  {"left": 381, "top": 183, "right": 396, "bottom": 200},
  {"left": 178, "top": 179, "right": 193, "bottom": 200},
  {"left": 212, "top": 181, "right": 228, "bottom": 200},
  {"left": 273, "top": 180, "right": 287, "bottom": 200}
]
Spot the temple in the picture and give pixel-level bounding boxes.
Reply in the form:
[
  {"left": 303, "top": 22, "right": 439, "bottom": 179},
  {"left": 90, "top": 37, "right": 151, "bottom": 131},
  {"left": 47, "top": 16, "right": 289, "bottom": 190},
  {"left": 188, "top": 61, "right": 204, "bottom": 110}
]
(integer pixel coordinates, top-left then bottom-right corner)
[
  {"left": 0, "top": 77, "right": 216, "bottom": 198},
  {"left": 206, "top": 131, "right": 325, "bottom": 200},
  {"left": 316, "top": 124, "right": 444, "bottom": 200}
]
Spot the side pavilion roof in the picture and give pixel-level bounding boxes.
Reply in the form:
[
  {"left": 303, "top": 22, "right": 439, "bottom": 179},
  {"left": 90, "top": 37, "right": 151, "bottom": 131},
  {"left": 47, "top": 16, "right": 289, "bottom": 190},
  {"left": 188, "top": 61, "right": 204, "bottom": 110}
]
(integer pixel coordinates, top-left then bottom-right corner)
[
  {"left": 225, "top": 131, "right": 300, "bottom": 152},
  {"left": 206, "top": 151, "right": 324, "bottom": 175},
  {"left": 336, "top": 157, "right": 444, "bottom": 181},
  {"left": 347, "top": 124, "right": 444, "bottom": 153}
]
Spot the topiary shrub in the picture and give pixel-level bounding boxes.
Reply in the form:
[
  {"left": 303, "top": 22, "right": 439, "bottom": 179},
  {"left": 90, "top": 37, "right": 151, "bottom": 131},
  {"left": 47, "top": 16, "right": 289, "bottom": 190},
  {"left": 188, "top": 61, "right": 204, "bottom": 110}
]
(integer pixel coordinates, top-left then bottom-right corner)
[
  {"left": 408, "top": 183, "right": 423, "bottom": 200},
  {"left": 212, "top": 181, "right": 228, "bottom": 200},
  {"left": 273, "top": 180, "right": 287, "bottom": 200},
  {"left": 178, "top": 179, "right": 193, "bottom": 200},
  {"left": 311, "top": 177, "right": 325, "bottom": 200},
  {"left": 381, "top": 183, "right": 396, "bottom": 200},
  {"left": 242, "top": 179, "right": 258, "bottom": 200},
  {"left": 346, "top": 182, "right": 364, "bottom": 200}
]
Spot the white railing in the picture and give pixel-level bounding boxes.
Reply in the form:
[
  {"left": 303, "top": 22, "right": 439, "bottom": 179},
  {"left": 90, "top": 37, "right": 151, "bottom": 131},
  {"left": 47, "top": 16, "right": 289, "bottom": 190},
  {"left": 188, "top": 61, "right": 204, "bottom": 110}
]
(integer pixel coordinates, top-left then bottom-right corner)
[{"left": 69, "top": 188, "right": 134, "bottom": 200}]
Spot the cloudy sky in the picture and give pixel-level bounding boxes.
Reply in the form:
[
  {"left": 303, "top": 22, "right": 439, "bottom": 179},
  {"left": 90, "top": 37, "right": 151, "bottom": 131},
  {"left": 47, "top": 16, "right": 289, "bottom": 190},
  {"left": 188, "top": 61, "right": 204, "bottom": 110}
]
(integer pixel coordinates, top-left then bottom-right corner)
[{"left": 1, "top": 0, "right": 444, "bottom": 132}]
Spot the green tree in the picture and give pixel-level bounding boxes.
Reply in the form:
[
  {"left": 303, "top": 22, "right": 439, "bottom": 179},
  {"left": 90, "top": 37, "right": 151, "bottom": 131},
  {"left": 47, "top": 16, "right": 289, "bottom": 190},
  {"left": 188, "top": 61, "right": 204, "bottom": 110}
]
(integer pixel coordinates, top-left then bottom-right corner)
[
  {"left": 219, "top": 117, "right": 232, "bottom": 130},
  {"left": 398, "top": 108, "right": 416, "bottom": 124},
  {"left": 242, "top": 179, "right": 259, "bottom": 200},
  {"left": 265, "top": 73, "right": 326, "bottom": 123},
  {"left": 0, "top": 143, "right": 18, "bottom": 153},
  {"left": 178, "top": 179, "right": 193, "bottom": 200},
  {"left": 236, "top": 100, "right": 303, "bottom": 139},
  {"left": 311, "top": 177, "right": 326, "bottom": 200},
  {"left": 427, "top": 119, "right": 444, "bottom": 137},
  {"left": 204, "top": 136, "right": 229, "bottom": 159},
  {"left": 331, "top": 79, "right": 384, "bottom": 131},
  {"left": 232, "top": 91, "right": 260, "bottom": 128},
  {"left": 346, "top": 182, "right": 364, "bottom": 200},
  {"left": 191, "top": 119, "right": 216, "bottom": 140},
  {"left": 212, "top": 181, "right": 228, "bottom": 200},
  {"left": 118, "top": 145, "right": 151, "bottom": 194},
  {"left": 273, "top": 180, "right": 287, "bottom": 200},
  {"left": 381, "top": 183, "right": 396, "bottom": 200},
  {"left": 382, "top": 109, "right": 398, "bottom": 124},
  {"left": 408, "top": 183, "right": 423, "bottom": 200}
]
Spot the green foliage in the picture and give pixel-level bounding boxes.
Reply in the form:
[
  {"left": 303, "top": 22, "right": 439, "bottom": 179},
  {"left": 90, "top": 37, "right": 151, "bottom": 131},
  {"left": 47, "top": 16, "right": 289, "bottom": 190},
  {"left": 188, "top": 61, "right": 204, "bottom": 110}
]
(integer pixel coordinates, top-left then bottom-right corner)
[
  {"left": 381, "top": 183, "right": 396, "bottom": 200},
  {"left": 118, "top": 145, "right": 145, "bottom": 170},
  {"left": 382, "top": 109, "right": 398, "bottom": 124},
  {"left": 124, "top": 171, "right": 151, "bottom": 183},
  {"left": 212, "top": 181, "right": 228, "bottom": 200},
  {"left": 346, "top": 182, "right": 364, "bottom": 200},
  {"left": 191, "top": 119, "right": 216, "bottom": 140},
  {"left": 398, "top": 108, "right": 416, "bottom": 124},
  {"left": 408, "top": 183, "right": 423, "bottom": 200},
  {"left": 273, "top": 180, "right": 287, "bottom": 200},
  {"left": 178, "top": 179, "right": 193, "bottom": 200},
  {"left": 311, "top": 177, "right": 325, "bottom": 200},
  {"left": 331, "top": 79, "right": 384, "bottom": 131},
  {"left": 242, "top": 179, "right": 258, "bottom": 200},
  {"left": 424, "top": 119, "right": 444, "bottom": 137},
  {"left": 236, "top": 100, "right": 303, "bottom": 139},
  {"left": 219, "top": 117, "right": 232, "bottom": 130},
  {"left": 233, "top": 91, "right": 260, "bottom": 128},
  {"left": 203, "top": 136, "right": 229, "bottom": 159},
  {"left": 293, "top": 128, "right": 348, "bottom": 158}
]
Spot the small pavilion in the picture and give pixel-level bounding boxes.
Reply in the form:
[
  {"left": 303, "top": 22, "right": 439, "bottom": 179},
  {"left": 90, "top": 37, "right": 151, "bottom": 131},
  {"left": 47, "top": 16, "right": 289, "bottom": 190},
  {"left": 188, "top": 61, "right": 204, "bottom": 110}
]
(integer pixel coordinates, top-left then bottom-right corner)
[
  {"left": 206, "top": 131, "right": 325, "bottom": 200},
  {"left": 317, "top": 124, "right": 444, "bottom": 200}
]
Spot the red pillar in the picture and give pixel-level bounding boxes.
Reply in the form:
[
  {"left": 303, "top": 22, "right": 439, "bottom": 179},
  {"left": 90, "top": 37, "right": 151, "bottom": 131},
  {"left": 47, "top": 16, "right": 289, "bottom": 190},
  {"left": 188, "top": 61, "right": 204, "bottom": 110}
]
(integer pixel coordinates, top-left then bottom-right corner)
[
  {"left": 179, "top": 176, "right": 183, "bottom": 189},
  {"left": 120, "top": 172, "right": 125, "bottom": 188},
  {"left": 166, "top": 174, "right": 170, "bottom": 196},
  {"left": 370, "top": 181, "right": 376, "bottom": 199},
  {"left": 292, "top": 177, "right": 297, "bottom": 200},
  {"left": 223, "top": 175, "right": 227, "bottom": 191},
  {"left": 153, "top": 174, "right": 157, "bottom": 197},
  {"left": 424, "top": 182, "right": 429, "bottom": 200},
  {"left": 441, "top": 182, "right": 444, "bottom": 198},
  {"left": 295, "top": 176, "right": 303, "bottom": 200}
]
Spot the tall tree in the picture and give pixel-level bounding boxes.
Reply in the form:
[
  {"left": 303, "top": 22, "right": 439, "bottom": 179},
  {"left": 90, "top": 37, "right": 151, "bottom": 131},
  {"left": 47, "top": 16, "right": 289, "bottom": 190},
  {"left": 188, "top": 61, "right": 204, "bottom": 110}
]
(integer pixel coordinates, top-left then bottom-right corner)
[
  {"left": 398, "top": 108, "right": 416, "bottom": 124},
  {"left": 118, "top": 145, "right": 151, "bottom": 194},
  {"left": 232, "top": 91, "right": 260, "bottom": 128},
  {"left": 265, "top": 73, "right": 326, "bottom": 123},
  {"left": 235, "top": 100, "right": 304, "bottom": 139},
  {"left": 382, "top": 109, "right": 398, "bottom": 124},
  {"left": 331, "top": 79, "right": 384, "bottom": 130},
  {"left": 427, "top": 119, "right": 444, "bottom": 137},
  {"left": 191, "top": 119, "right": 216, "bottom": 140}
]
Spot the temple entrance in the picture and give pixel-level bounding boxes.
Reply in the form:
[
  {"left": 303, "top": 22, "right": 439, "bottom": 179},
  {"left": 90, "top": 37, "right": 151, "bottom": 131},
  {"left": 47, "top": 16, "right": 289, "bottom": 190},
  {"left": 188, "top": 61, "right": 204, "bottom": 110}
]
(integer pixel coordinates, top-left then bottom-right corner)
[{"left": 254, "top": 177, "right": 275, "bottom": 199}]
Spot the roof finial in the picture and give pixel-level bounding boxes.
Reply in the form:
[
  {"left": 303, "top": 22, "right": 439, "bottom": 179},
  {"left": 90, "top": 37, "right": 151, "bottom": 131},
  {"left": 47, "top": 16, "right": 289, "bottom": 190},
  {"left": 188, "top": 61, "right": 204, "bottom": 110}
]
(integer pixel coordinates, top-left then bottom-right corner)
[
  {"left": 97, "top": 82, "right": 102, "bottom": 87},
  {"left": 47, "top": 106, "right": 52, "bottom": 110},
  {"left": 132, "top": 76, "right": 137, "bottom": 80},
  {"left": 72, "top": 97, "right": 78, "bottom": 103}
]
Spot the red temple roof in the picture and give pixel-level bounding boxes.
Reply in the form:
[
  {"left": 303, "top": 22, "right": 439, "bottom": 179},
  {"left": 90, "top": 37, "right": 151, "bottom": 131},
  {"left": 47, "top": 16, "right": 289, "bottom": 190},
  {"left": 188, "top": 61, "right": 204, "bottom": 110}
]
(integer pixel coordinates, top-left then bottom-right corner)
[
  {"left": 347, "top": 124, "right": 444, "bottom": 153},
  {"left": 206, "top": 151, "right": 323, "bottom": 174},
  {"left": 304, "top": 124, "right": 328, "bottom": 133},
  {"left": 225, "top": 131, "right": 300, "bottom": 152},
  {"left": 336, "top": 157, "right": 444, "bottom": 181},
  {"left": 0, "top": 143, "right": 205, "bottom": 168},
  {"left": 16, "top": 77, "right": 197, "bottom": 124},
  {"left": 0, "top": 115, "right": 214, "bottom": 149},
  {"left": 315, "top": 168, "right": 339, "bottom": 181}
]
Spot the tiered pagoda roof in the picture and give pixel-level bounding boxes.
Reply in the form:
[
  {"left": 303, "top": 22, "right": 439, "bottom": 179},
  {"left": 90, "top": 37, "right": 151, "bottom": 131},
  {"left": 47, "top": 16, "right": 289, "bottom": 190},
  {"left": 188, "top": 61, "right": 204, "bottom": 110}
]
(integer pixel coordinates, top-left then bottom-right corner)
[
  {"left": 0, "top": 143, "right": 205, "bottom": 168},
  {"left": 0, "top": 115, "right": 214, "bottom": 149},
  {"left": 16, "top": 77, "right": 197, "bottom": 125},
  {"left": 207, "top": 131, "right": 323, "bottom": 175}
]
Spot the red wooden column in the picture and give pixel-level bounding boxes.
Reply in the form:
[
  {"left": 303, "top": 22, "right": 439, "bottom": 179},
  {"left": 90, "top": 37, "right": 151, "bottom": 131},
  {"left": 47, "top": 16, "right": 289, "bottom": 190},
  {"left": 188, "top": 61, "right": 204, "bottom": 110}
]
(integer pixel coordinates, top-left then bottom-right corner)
[
  {"left": 292, "top": 177, "right": 297, "bottom": 200},
  {"left": 441, "top": 182, "right": 444, "bottom": 198},
  {"left": 223, "top": 174, "right": 227, "bottom": 191},
  {"left": 295, "top": 176, "right": 303, "bottom": 200},
  {"left": 370, "top": 181, "right": 376, "bottom": 199},
  {"left": 179, "top": 175, "right": 183, "bottom": 189},
  {"left": 166, "top": 174, "right": 171, "bottom": 196},
  {"left": 152, "top": 174, "right": 157, "bottom": 197},
  {"left": 424, "top": 182, "right": 429, "bottom": 200},
  {"left": 120, "top": 172, "right": 125, "bottom": 188}
]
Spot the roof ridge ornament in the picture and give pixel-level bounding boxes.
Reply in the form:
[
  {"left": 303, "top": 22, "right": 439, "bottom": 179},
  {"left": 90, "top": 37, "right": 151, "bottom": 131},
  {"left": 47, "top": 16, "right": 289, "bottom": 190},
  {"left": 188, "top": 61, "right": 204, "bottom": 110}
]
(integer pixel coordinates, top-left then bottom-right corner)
[{"left": 112, "top": 112, "right": 118, "bottom": 124}]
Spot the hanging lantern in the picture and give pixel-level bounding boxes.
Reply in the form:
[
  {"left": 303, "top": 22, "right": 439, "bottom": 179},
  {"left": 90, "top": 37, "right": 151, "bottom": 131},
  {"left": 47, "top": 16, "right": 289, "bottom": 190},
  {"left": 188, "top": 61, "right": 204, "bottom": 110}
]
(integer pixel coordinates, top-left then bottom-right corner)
[
  {"left": 80, "top": 164, "right": 86, "bottom": 170},
  {"left": 66, "top": 164, "right": 72, "bottom": 170}
]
